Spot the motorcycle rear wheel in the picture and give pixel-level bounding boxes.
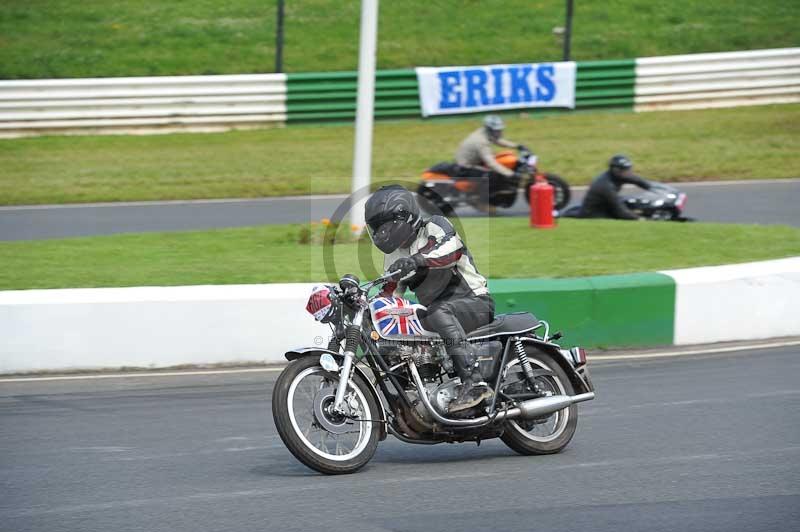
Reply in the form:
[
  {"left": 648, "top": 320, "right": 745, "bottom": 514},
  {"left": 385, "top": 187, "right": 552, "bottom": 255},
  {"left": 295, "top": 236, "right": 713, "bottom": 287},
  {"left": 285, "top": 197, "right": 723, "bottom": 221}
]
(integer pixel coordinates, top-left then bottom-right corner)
[
  {"left": 272, "top": 356, "right": 381, "bottom": 474},
  {"left": 417, "top": 184, "right": 456, "bottom": 216},
  {"left": 500, "top": 351, "right": 578, "bottom": 455}
]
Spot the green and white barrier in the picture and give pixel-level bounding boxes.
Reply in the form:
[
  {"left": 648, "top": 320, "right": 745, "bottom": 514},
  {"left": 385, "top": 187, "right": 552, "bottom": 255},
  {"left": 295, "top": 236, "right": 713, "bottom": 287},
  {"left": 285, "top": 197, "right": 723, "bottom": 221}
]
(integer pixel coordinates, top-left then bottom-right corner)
[
  {"left": 3, "top": 48, "right": 796, "bottom": 136},
  {"left": 286, "top": 47, "right": 799, "bottom": 121},
  {"left": 1, "top": 258, "right": 798, "bottom": 374}
]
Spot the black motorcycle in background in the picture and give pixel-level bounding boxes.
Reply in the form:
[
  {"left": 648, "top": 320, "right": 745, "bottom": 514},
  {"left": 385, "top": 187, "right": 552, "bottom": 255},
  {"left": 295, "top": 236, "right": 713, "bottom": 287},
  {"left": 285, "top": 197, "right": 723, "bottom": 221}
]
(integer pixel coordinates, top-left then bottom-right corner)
[{"left": 561, "top": 182, "right": 693, "bottom": 221}]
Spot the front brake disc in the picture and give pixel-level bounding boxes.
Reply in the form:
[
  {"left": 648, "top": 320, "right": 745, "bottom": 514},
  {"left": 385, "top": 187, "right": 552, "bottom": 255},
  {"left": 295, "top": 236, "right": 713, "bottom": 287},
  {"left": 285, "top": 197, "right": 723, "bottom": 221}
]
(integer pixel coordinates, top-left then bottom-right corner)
[{"left": 313, "top": 386, "right": 357, "bottom": 434}]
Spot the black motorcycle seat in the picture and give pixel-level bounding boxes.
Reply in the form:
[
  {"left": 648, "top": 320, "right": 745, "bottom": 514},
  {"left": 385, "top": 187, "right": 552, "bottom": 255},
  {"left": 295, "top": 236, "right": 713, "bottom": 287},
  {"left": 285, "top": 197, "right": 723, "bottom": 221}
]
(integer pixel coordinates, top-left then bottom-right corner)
[
  {"left": 428, "top": 162, "right": 459, "bottom": 176},
  {"left": 467, "top": 312, "right": 540, "bottom": 339}
]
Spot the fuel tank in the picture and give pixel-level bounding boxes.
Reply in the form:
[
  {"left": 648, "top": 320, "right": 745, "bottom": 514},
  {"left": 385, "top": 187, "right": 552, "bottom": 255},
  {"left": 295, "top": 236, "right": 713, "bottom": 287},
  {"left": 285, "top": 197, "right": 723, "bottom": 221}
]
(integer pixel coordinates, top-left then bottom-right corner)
[{"left": 369, "top": 296, "right": 438, "bottom": 340}]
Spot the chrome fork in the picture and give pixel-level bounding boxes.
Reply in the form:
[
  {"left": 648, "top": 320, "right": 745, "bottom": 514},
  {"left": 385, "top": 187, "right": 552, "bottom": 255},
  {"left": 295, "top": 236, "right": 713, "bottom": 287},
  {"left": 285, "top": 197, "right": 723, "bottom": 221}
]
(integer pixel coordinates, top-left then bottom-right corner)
[{"left": 333, "top": 308, "right": 364, "bottom": 413}]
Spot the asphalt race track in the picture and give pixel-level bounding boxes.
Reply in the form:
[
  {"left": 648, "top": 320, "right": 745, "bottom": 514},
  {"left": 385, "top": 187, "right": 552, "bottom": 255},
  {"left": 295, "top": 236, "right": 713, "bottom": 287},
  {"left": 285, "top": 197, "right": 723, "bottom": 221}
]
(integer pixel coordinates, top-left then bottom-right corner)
[
  {"left": 1, "top": 345, "right": 798, "bottom": 532},
  {"left": 1, "top": 179, "right": 798, "bottom": 241}
]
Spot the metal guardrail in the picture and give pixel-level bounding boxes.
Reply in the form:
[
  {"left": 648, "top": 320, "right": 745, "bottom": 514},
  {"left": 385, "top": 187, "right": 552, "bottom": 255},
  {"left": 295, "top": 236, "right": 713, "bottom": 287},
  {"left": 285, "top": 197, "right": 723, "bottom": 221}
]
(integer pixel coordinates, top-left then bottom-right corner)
[
  {"left": 0, "top": 49, "right": 796, "bottom": 135},
  {"left": 284, "top": 61, "right": 638, "bottom": 122},
  {"left": 286, "top": 69, "right": 419, "bottom": 122},
  {"left": 634, "top": 48, "right": 800, "bottom": 111},
  {"left": 576, "top": 59, "right": 635, "bottom": 109},
  {"left": 0, "top": 74, "right": 287, "bottom": 136}
]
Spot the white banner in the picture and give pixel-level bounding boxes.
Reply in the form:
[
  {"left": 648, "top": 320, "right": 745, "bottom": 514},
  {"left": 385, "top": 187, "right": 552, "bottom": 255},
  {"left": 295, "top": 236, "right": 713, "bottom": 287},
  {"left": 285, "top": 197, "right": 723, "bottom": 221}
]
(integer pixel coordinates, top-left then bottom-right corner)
[{"left": 415, "top": 62, "right": 576, "bottom": 117}]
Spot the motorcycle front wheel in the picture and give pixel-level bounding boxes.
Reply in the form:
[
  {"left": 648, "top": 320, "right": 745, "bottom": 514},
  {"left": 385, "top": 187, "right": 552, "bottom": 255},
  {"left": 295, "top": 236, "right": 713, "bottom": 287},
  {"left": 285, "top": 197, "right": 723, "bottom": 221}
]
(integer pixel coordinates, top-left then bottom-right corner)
[{"left": 272, "top": 356, "right": 381, "bottom": 475}]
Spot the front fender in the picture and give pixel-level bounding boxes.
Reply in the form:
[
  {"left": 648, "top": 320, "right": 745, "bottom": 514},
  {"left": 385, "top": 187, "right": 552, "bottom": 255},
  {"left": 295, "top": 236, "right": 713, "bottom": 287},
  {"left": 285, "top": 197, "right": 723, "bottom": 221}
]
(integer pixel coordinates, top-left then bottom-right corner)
[
  {"left": 285, "top": 347, "right": 340, "bottom": 362},
  {"left": 283, "top": 347, "right": 387, "bottom": 440}
]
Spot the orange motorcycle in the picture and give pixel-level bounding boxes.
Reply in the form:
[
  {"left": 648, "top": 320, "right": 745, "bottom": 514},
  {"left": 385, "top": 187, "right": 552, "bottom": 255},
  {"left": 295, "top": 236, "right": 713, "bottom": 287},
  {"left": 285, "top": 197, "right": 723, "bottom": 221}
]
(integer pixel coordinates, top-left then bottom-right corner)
[{"left": 417, "top": 149, "right": 571, "bottom": 216}]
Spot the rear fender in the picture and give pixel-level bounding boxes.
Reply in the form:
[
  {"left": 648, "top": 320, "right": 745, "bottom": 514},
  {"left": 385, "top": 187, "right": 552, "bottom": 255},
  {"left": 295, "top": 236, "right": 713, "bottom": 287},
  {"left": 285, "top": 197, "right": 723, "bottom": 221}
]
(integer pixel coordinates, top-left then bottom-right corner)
[
  {"left": 284, "top": 347, "right": 387, "bottom": 440},
  {"left": 518, "top": 337, "right": 594, "bottom": 394}
]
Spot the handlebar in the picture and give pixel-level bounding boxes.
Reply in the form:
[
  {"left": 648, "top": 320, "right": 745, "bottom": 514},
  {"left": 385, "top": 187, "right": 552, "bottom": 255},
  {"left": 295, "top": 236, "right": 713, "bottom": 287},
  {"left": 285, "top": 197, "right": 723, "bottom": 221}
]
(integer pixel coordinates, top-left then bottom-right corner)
[{"left": 360, "top": 270, "right": 401, "bottom": 290}]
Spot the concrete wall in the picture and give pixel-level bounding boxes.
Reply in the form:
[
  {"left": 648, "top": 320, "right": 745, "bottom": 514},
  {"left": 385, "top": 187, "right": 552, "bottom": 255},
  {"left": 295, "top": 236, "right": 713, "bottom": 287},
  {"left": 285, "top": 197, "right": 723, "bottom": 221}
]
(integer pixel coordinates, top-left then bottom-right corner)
[
  {"left": 663, "top": 257, "right": 800, "bottom": 345},
  {"left": 489, "top": 273, "right": 675, "bottom": 348},
  {"left": 2, "top": 258, "right": 799, "bottom": 373},
  {"left": 0, "top": 284, "right": 328, "bottom": 373}
]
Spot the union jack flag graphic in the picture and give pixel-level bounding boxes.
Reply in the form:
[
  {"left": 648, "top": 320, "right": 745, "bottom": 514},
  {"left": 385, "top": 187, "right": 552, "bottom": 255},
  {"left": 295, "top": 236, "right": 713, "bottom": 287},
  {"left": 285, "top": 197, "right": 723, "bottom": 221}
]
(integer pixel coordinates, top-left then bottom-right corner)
[{"left": 370, "top": 297, "right": 426, "bottom": 336}]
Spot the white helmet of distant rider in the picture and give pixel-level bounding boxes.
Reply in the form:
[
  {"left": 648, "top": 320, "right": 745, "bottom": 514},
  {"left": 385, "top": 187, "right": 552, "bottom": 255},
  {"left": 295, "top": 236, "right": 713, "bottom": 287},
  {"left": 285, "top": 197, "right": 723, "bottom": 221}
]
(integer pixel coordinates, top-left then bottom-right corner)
[{"left": 483, "top": 114, "right": 505, "bottom": 142}]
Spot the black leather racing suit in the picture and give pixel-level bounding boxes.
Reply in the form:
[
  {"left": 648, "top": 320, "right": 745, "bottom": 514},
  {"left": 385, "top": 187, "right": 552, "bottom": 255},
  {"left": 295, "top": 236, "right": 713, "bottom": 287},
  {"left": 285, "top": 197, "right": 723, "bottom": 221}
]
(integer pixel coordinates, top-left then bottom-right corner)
[
  {"left": 382, "top": 215, "right": 495, "bottom": 382},
  {"left": 580, "top": 170, "right": 652, "bottom": 220}
]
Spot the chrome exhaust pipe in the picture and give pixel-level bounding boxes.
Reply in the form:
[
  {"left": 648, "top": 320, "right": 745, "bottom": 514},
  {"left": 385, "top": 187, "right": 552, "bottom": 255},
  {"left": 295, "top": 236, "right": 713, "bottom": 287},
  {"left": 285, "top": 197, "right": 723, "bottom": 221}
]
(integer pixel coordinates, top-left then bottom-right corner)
[
  {"left": 517, "top": 392, "right": 595, "bottom": 420},
  {"left": 407, "top": 362, "right": 595, "bottom": 428}
]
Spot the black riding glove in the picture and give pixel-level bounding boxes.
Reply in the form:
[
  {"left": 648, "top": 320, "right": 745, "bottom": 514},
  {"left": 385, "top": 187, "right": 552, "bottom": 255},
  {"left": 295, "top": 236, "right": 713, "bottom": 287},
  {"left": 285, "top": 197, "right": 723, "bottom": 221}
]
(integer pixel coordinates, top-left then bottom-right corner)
[{"left": 388, "top": 255, "right": 426, "bottom": 280}]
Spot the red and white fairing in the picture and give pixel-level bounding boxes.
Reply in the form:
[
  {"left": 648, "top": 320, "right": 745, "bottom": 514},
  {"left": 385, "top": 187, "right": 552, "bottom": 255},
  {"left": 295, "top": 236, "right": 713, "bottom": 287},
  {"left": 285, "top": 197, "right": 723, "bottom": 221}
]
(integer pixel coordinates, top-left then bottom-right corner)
[{"left": 369, "top": 296, "right": 437, "bottom": 339}]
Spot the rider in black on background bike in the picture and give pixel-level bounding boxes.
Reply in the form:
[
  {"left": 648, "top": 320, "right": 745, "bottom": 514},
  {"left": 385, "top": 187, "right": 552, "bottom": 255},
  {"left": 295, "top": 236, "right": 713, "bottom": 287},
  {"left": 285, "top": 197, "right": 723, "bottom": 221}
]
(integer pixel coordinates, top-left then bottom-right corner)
[
  {"left": 365, "top": 185, "right": 495, "bottom": 413},
  {"left": 580, "top": 154, "right": 652, "bottom": 220}
]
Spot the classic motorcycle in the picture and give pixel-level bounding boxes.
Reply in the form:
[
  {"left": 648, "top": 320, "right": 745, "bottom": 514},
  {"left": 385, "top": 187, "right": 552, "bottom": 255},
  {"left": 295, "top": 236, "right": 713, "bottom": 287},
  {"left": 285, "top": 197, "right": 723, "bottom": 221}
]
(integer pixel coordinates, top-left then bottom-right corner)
[
  {"left": 560, "top": 181, "right": 692, "bottom": 221},
  {"left": 272, "top": 272, "right": 595, "bottom": 475},
  {"left": 417, "top": 149, "right": 571, "bottom": 216}
]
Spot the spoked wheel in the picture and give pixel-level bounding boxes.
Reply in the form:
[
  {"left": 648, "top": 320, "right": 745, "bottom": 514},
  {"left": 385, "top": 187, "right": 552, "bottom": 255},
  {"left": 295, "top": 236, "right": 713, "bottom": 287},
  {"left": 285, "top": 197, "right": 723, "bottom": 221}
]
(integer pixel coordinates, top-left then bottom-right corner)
[
  {"left": 525, "top": 173, "right": 571, "bottom": 211},
  {"left": 272, "top": 356, "right": 381, "bottom": 474},
  {"left": 500, "top": 351, "right": 578, "bottom": 455}
]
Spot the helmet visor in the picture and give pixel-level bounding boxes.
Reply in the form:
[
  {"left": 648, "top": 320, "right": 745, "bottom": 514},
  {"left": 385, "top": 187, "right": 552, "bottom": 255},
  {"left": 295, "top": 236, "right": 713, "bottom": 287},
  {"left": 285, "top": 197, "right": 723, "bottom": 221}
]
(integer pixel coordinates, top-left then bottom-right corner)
[{"left": 367, "top": 213, "right": 415, "bottom": 254}]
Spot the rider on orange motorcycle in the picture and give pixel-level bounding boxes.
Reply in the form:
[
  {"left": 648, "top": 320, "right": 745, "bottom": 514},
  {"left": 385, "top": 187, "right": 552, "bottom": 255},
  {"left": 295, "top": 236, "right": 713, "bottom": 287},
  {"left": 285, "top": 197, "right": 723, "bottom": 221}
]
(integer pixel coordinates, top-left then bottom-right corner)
[{"left": 455, "top": 115, "right": 528, "bottom": 180}]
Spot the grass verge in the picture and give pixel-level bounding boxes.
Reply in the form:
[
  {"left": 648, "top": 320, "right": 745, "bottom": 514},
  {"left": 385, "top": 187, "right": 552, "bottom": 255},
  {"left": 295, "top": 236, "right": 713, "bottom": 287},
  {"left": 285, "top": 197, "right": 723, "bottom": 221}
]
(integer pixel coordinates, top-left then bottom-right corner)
[
  {"left": 0, "top": 1, "right": 797, "bottom": 78},
  {"left": 1, "top": 218, "right": 799, "bottom": 291},
  {"left": 1, "top": 105, "right": 798, "bottom": 205}
]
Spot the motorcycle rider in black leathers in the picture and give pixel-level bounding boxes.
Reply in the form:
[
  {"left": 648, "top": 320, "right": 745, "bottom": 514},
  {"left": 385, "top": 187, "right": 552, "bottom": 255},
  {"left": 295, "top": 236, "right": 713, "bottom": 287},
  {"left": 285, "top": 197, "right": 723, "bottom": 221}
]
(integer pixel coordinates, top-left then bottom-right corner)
[
  {"left": 580, "top": 154, "right": 652, "bottom": 220},
  {"left": 365, "top": 185, "right": 495, "bottom": 413}
]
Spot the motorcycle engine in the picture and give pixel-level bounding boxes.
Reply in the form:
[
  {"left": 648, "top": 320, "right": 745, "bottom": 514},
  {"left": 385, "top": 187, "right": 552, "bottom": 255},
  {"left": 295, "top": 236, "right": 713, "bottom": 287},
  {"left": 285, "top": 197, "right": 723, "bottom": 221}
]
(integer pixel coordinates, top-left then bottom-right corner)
[
  {"left": 405, "top": 378, "right": 462, "bottom": 424},
  {"left": 377, "top": 343, "right": 454, "bottom": 378},
  {"left": 376, "top": 343, "right": 460, "bottom": 427}
]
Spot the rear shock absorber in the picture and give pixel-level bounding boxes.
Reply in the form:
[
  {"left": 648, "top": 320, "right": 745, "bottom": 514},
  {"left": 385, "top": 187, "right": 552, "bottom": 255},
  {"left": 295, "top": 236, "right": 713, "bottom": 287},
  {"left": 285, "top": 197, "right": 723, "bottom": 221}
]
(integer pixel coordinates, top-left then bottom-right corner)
[{"left": 514, "top": 338, "right": 540, "bottom": 393}]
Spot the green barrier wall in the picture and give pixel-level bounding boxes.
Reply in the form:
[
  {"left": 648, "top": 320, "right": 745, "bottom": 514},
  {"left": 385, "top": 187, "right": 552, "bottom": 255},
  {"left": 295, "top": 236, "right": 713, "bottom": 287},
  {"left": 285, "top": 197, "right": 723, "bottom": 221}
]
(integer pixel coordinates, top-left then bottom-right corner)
[
  {"left": 286, "top": 59, "right": 635, "bottom": 123},
  {"left": 488, "top": 272, "right": 675, "bottom": 348}
]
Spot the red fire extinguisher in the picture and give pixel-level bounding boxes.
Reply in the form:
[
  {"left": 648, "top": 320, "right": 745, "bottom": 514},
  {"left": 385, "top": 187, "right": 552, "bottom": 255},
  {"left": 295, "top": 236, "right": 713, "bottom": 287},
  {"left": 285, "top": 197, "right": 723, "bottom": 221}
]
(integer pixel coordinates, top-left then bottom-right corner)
[{"left": 529, "top": 176, "right": 555, "bottom": 229}]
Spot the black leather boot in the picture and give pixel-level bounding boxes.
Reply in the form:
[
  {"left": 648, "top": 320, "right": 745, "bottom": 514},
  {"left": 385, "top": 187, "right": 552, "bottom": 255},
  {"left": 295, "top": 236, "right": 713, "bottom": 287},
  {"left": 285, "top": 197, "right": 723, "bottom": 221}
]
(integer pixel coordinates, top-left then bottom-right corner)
[
  {"left": 449, "top": 370, "right": 494, "bottom": 414},
  {"left": 447, "top": 344, "right": 493, "bottom": 413}
]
